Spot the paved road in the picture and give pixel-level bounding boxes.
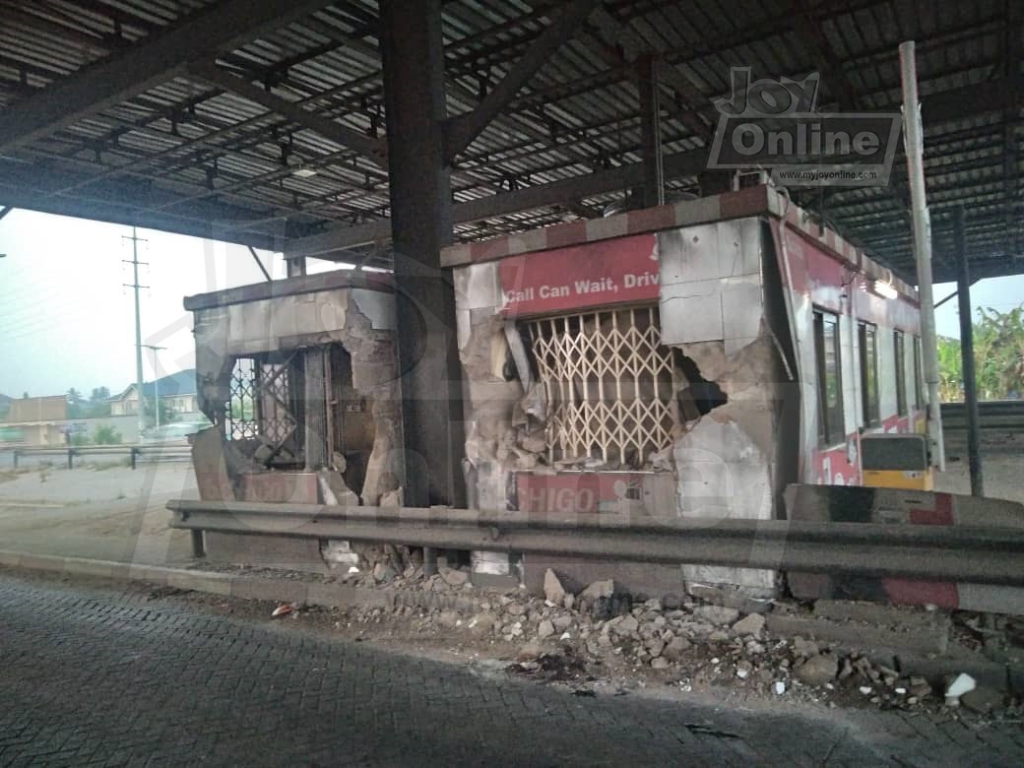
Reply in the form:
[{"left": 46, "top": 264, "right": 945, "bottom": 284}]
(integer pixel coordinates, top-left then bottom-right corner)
[{"left": 0, "top": 572, "right": 1021, "bottom": 767}]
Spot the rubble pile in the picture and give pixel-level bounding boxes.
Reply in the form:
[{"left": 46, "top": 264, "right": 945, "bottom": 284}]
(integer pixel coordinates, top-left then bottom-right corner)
[{"left": 327, "top": 566, "right": 1020, "bottom": 715}]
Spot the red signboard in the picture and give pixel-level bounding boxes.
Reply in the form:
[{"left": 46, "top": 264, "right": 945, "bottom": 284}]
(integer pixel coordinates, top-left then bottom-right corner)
[
  {"left": 516, "top": 472, "right": 646, "bottom": 514},
  {"left": 498, "top": 233, "right": 660, "bottom": 316}
]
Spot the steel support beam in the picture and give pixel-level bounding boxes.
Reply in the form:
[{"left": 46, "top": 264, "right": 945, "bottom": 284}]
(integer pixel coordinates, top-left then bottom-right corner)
[
  {"left": 0, "top": 0, "right": 337, "bottom": 154},
  {"left": 379, "top": 0, "right": 465, "bottom": 507},
  {"left": 0, "top": 158, "right": 285, "bottom": 251},
  {"left": 955, "top": 207, "right": 985, "bottom": 497},
  {"left": 247, "top": 246, "right": 272, "bottom": 282},
  {"left": 443, "top": 0, "right": 601, "bottom": 161},
  {"left": 637, "top": 54, "right": 664, "bottom": 207},
  {"left": 284, "top": 147, "right": 711, "bottom": 258},
  {"left": 186, "top": 63, "right": 388, "bottom": 168}
]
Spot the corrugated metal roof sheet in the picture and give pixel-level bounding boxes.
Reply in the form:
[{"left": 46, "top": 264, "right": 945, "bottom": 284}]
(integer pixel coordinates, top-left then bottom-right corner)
[{"left": 0, "top": 0, "right": 1020, "bottom": 278}]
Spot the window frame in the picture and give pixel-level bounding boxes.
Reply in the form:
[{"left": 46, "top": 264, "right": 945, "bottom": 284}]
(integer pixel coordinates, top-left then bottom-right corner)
[
  {"left": 894, "top": 330, "right": 908, "bottom": 417},
  {"left": 813, "top": 309, "right": 845, "bottom": 447},
  {"left": 912, "top": 336, "right": 924, "bottom": 409},
  {"left": 858, "top": 322, "right": 880, "bottom": 427}
]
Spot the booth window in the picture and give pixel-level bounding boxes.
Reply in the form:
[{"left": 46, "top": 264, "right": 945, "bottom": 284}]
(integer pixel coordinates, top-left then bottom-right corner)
[
  {"left": 813, "top": 310, "right": 844, "bottom": 446},
  {"left": 912, "top": 336, "right": 924, "bottom": 409},
  {"left": 226, "top": 353, "right": 304, "bottom": 465},
  {"left": 894, "top": 330, "right": 908, "bottom": 416},
  {"left": 858, "top": 322, "right": 880, "bottom": 426},
  {"left": 522, "top": 306, "right": 679, "bottom": 468}
]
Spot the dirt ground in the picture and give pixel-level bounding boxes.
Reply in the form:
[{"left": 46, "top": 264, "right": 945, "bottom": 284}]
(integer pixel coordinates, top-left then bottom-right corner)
[
  {"left": 936, "top": 431, "right": 1024, "bottom": 503},
  {"left": 0, "top": 460, "right": 196, "bottom": 565}
]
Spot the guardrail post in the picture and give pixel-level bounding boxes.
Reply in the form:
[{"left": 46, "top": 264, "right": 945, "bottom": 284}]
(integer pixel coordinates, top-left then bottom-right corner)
[
  {"left": 67, "top": 449, "right": 74, "bottom": 470},
  {"left": 423, "top": 546, "right": 438, "bottom": 577},
  {"left": 191, "top": 530, "right": 205, "bottom": 559},
  {"left": 12, "top": 450, "right": 17, "bottom": 469},
  {"left": 131, "top": 447, "right": 138, "bottom": 471}
]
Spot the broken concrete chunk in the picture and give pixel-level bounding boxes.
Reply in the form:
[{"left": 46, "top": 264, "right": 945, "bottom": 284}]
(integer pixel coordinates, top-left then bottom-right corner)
[
  {"left": 580, "top": 579, "right": 616, "bottom": 602},
  {"left": 537, "top": 619, "right": 555, "bottom": 640},
  {"left": 692, "top": 605, "right": 740, "bottom": 626},
  {"left": 379, "top": 487, "right": 403, "bottom": 507},
  {"left": 441, "top": 568, "right": 470, "bottom": 587},
  {"left": 730, "top": 613, "right": 765, "bottom": 637},
  {"left": 651, "top": 657, "right": 670, "bottom": 670},
  {"left": 543, "top": 569, "right": 567, "bottom": 605},
  {"left": 519, "top": 435, "right": 548, "bottom": 454},
  {"left": 661, "top": 636, "right": 692, "bottom": 662},
  {"left": 612, "top": 615, "right": 640, "bottom": 636},
  {"left": 318, "top": 468, "right": 360, "bottom": 506},
  {"left": 791, "top": 636, "right": 820, "bottom": 658},
  {"left": 468, "top": 613, "right": 496, "bottom": 635},
  {"left": 517, "top": 642, "right": 544, "bottom": 662},
  {"left": 960, "top": 686, "right": 1003, "bottom": 714},
  {"left": 794, "top": 654, "right": 839, "bottom": 687},
  {"left": 373, "top": 563, "right": 396, "bottom": 583},
  {"left": 944, "top": 673, "right": 977, "bottom": 705}
]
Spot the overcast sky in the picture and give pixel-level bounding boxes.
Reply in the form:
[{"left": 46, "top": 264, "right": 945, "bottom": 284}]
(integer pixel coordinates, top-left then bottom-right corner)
[{"left": 1, "top": 209, "right": 1022, "bottom": 399}]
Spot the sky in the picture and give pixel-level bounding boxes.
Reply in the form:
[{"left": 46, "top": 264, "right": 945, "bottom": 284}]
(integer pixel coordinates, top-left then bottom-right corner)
[
  {"left": 0, "top": 210, "right": 293, "bottom": 399},
  {"left": 1, "top": 209, "right": 1022, "bottom": 399}
]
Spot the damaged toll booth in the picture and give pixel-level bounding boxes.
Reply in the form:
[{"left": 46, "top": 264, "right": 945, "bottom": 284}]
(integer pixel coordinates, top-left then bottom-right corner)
[
  {"left": 183, "top": 271, "right": 403, "bottom": 567},
  {"left": 446, "top": 185, "right": 880, "bottom": 601}
]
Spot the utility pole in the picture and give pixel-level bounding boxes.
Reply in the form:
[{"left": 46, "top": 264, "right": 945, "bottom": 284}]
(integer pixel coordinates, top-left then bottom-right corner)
[
  {"left": 142, "top": 345, "right": 167, "bottom": 429},
  {"left": 123, "top": 227, "right": 148, "bottom": 441}
]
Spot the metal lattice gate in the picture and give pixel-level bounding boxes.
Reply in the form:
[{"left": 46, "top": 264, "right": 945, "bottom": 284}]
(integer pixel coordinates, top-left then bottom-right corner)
[{"left": 522, "top": 306, "right": 679, "bottom": 468}]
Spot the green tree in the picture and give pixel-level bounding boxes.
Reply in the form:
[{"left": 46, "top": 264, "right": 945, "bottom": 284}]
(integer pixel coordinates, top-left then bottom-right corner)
[
  {"left": 66, "top": 387, "right": 84, "bottom": 418},
  {"left": 938, "top": 303, "right": 1024, "bottom": 401},
  {"left": 93, "top": 425, "right": 122, "bottom": 445},
  {"left": 86, "top": 386, "right": 112, "bottom": 418}
]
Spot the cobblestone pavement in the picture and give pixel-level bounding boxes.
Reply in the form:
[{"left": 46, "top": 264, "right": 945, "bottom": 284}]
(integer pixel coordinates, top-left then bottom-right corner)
[{"left": 1, "top": 571, "right": 1022, "bottom": 767}]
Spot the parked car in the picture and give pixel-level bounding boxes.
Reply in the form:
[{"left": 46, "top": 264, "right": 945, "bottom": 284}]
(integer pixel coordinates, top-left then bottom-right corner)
[{"left": 139, "top": 421, "right": 210, "bottom": 445}]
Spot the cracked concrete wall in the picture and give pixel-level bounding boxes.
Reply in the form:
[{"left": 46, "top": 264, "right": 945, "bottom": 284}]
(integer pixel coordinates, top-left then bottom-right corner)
[
  {"left": 454, "top": 262, "right": 525, "bottom": 515},
  {"left": 189, "top": 282, "right": 402, "bottom": 506},
  {"left": 658, "top": 218, "right": 784, "bottom": 598}
]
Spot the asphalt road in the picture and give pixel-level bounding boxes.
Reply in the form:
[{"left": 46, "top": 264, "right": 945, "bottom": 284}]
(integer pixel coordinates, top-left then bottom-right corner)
[{"left": 0, "top": 571, "right": 950, "bottom": 767}]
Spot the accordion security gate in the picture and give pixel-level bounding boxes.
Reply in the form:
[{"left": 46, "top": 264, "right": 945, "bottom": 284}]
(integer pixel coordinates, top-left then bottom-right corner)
[{"left": 522, "top": 306, "right": 680, "bottom": 469}]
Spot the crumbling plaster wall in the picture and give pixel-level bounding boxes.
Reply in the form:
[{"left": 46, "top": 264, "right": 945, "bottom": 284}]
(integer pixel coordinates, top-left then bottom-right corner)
[
  {"left": 454, "top": 261, "right": 525, "bottom": 513},
  {"left": 191, "top": 284, "right": 403, "bottom": 505},
  {"left": 658, "top": 218, "right": 785, "bottom": 597}
]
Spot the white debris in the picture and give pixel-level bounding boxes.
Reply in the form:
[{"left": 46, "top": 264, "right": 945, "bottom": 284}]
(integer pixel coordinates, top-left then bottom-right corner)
[
  {"left": 774, "top": 681, "right": 786, "bottom": 695},
  {"left": 944, "top": 673, "right": 977, "bottom": 706},
  {"left": 859, "top": 686, "right": 873, "bottom": 695}
]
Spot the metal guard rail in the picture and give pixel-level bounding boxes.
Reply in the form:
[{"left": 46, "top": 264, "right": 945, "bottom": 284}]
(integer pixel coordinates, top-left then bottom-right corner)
[
  {"left": 11, "top": 444, "right": 191, "bottom": 470},
  {"left": 167, "top": 499, "right": 1024, "bottom": 587}
]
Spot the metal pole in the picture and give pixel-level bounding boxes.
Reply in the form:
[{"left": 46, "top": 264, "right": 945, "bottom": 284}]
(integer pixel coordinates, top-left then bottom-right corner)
[
  {"left": 899, "top": 41, "right": 945, "bottom": 470},
  {"left": 637, "top": 54, "right": 664, "bottom": 207},
  {"left": 955, "top": 207, "right": 984, "bottom": 496},
  {"left": 379, "top": 0, "right": 465, "bottom": 507},
  {"left": 123, "top": 226, "right": 148, "bottom": 441}
]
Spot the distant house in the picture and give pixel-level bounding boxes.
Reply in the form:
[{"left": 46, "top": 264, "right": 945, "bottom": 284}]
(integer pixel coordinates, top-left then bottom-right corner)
[
  {"left": 0, "top": 395, "right": 68, "bottom": 446},
  {"left": 111, "top": 370, "right": 200, "bottom": 417}
]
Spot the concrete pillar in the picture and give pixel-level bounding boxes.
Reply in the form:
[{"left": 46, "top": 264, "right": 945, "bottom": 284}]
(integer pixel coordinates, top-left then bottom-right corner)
[
  {"left": 955, "top": 207, "right": 984, "bottom": 496},
  {"left": 379, "top": 0, "right": 465, "bottom": 507}
]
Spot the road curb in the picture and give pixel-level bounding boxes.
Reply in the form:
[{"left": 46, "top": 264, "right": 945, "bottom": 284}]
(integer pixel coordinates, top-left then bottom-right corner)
[{"left": 0, "top": 549, "right": 486, "bottom": 616}]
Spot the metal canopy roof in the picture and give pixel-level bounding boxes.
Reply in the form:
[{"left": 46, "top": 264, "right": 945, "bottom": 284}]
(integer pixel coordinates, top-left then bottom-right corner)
[{"left": 0, "top": 0, "right": 1020, "bottom": 282}]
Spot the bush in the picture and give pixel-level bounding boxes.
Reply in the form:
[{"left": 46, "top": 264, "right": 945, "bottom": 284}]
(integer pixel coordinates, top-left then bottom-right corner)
[
  {"left": 93, "top": 425, "right": 123, "bottom": 445},
  {"left": 70, "top": 432, "right": 90, "bottom": 446}
]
